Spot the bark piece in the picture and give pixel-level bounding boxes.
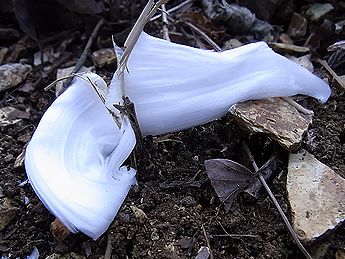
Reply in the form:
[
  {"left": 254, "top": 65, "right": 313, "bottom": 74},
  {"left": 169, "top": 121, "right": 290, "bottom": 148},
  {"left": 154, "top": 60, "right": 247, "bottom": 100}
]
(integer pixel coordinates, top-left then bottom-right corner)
[
  {"left": 229, "top": 98, "right": 311, "bottom": 151},
  {"left": 287, "top": 150, "right": 345, "bottom": 243}
]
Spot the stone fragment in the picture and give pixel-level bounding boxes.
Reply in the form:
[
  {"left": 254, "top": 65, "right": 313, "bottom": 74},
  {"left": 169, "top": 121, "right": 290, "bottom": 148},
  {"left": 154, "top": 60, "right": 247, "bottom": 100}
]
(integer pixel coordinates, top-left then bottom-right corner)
[
  {"left": 306, "top": 3, "right": 333, "bottom": 22},
  {"left": 0, "top": 63, "right": 32, "bottom": 92},
  {"left": 336, "top": 249, "right": 345, "bottom": 259},
  {"left": 51, "top": 218, "right": 70, "bottom": 242},
  {"left": 287, "top": 150, "right": 345, "bottom": 243},
  {"left": 279, "top": 33, "right": 293, "bottom": 45},
  {"left": 287, "top": 13, "right": 308, "bottom": 38},
  {"left": 222, "top": 39, "right": 243, "bottom": 50},
  {"left": 130, "top": 205, "right": 148, "bottom": 222},
  {"left": 91, "top": 48, "right": 116, "bottom": 68},
  {"left": 0, "top": 198, "right": 18, "bottom": 231},
  {"left": 150, "top": 228, "right": 160, "bottom": 241},
  {"left": 287, "top": 54, "right": 314, "bottom": 72},
  {"left": 0, "top": 106, "right": 30, "bottom": 127},
  {"left": 195, "top": 246, "right": 210, "bottom": 259},
  {"left": 229, "top": 98, "right": 311, "bottom": 151},
  {"left": 269, "top": 43, "right": 310, "bottom": 54}
]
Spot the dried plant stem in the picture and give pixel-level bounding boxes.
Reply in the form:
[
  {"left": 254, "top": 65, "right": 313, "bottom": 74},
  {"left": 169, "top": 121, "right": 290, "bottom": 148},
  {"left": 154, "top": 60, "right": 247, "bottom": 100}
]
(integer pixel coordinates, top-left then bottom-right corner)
[
  {"left": 150, "top": 0, "right": 194, "bottom": 21},
  {"left": 161, "top": 4, "right": 171, "bottom": 41},
  {"left": 242, "top": 142, "right": 312, "bottom": 259},
  {"left": 117, "top": 0, "right": 170, "bottom": 98},
  {"left": 181, "top": 21, "right": 221, "bottom": 52},
  {"left": 201, "top": 224, "right": 214, "bottom": 259},
  {"left": 316, "top": 58, "right": 345, "bottom": 91},
  {"left": 281, "top": 97, "right": 314, "bottom": 116},
  {"left": 52, "top": 19, "right": 104, "bottom": 90}
]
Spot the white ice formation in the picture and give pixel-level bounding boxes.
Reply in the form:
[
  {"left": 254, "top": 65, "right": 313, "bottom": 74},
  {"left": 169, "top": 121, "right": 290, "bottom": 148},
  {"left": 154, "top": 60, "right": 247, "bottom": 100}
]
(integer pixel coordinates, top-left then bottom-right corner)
[{"left": 25, "top": 32, "right": 331, "bottom": 239}]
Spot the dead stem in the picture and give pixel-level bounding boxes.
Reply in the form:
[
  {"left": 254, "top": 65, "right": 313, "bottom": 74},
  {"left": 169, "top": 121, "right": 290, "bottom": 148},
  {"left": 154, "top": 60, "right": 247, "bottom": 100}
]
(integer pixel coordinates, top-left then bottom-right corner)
[
  {"left": 161, "top": 4, "right": 171, "bottom": 41},
  {"left": 317, "top": 58, "right": 345, "bottom": 91},
  {"left": 201, "top": 223, "right": 214, "bottom": 259},
  {"left": 63, "top": 19, "right": 104, "bottom": 88},
  {"left": 242, "top": 142, "right": 312, "bottom": 259},
  {"left": 181, "top": 21, "right": 221, "bottom": 52},
  {"left": 150, "top": 0, "right": 194, "bottom": 21},
  {"left": 281, "top": 97, "right": 314, "bottom": 116}
]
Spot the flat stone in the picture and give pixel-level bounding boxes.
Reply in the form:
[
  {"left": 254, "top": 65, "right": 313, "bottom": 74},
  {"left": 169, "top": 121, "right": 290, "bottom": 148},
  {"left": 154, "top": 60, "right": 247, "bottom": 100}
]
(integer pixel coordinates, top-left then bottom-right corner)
[
  {"left": 287, "top": 150, "right": 345, "bottom": 243},
  {"left": 91, "top": 48, "right": 116, "bottom": 67},
  {"left": 287, "top": 13, "right": 308, "bottom": 38},
  {"left": 306, "top": 3, "right": 334, "bottom": 22},
  {"left": 0, "top": 198, "right": 18, "bottom": 231},
  {"left": 0, "top": 63, "right": 32, "bottom": 92},
  {"left": 229, "top": 98, "right": 311, "bottom": 151}
]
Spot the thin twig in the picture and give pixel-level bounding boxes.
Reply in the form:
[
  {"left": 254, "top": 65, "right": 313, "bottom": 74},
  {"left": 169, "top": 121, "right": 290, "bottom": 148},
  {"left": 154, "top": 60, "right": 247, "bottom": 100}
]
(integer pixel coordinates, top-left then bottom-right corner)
[
  {"left": 281, "top": 97, "right": 314, "bottom": 116},
  {"left": 201, "top": 224, "right": 214, "bottom": 259},
  {"left": 316, "top": 58, "right": 345, "bottom": 91},
  {"left": 242, "top": 142, "right": 312, "bottom": 259},
  {"left": 181, "top": 21, "right": 221, "bottom": 52},
  {"left": 215, "top": 220, "right": 259, "bottom": 239},
  {"left": 61, "top": 19, "right": 104, "bottom": 89},
  {"left": 161, "top": 4, "right": 171, "bottom": 41},
  {"left": 73, "top": 19, "right": 104, "bottom": 75},
  {"left": 211, "top": 234, "right": 259, "bottom": 238},
  {"left": 150, "top": 0, "right": 194, "bottom": 21}
]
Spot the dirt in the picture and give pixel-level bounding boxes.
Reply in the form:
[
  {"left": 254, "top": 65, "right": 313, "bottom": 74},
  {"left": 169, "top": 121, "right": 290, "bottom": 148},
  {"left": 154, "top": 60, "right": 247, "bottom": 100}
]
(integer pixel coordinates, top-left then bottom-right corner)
[{"left": 1, "top": 1, "right": 344, "bottom": 258}]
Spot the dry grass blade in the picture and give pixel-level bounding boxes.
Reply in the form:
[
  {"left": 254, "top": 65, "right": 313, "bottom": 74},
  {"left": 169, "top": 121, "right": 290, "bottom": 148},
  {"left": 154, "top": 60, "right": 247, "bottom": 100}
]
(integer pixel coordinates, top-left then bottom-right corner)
[{"left": 242, "top": 142, "right": 312, "bottom": 259}]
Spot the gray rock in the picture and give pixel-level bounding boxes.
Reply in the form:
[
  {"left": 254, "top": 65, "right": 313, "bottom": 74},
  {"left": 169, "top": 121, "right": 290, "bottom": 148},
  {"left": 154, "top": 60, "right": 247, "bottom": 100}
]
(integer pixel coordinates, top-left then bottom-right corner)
[
  {"left": 0, "top": 63, "right": 32, "bottom": 92},
  {"left": 306, "top": 3, "right": 334, "bottom": 22},
  {"left": 287, "top": 13, "right": 307, "bottom": 38},
  {"left": 91, "top": 48, "right": 116, "bottom": 68},
  {"left": 287, "top": 150, "right": 345, "bottom": 243}
]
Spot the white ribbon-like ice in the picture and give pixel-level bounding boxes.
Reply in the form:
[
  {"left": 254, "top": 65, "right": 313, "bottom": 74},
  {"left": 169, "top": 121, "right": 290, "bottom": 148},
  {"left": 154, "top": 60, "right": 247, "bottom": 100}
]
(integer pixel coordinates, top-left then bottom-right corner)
[
  {"left": 25, "top": 32, "right": 331, "bottom": 239},
  {"left": 108, "top": 33, "right": 331, "bottom": 136},
  {"left": 25, "top": 73, "right": 136, "bottom": 240}
]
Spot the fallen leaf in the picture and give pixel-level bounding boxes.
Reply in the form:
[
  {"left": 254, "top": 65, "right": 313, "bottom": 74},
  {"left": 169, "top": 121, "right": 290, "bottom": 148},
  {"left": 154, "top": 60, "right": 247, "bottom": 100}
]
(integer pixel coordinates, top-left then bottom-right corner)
[{"left": 204, "top": 159, "right": 253, "bottom": 211}]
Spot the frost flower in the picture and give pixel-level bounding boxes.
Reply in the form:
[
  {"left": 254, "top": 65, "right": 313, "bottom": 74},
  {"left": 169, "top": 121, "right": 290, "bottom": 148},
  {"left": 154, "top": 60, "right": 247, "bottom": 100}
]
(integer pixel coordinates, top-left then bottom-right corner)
[{"left": 25, "top": 33, "right": 330, "bottom": 239}]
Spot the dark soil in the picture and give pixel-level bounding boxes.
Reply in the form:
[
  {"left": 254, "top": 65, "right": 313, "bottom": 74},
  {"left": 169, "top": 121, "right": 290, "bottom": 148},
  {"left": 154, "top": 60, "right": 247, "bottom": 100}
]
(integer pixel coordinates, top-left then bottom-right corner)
[{"left": 1, "top": 1, "right": 344, "bottom": 258}]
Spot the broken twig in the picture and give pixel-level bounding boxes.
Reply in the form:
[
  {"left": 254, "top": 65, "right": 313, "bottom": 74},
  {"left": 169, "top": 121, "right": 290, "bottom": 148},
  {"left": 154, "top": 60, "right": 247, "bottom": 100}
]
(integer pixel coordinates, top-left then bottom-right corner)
[
  {"left": 242, "top": 142, "right": 312, "bottom": 259},
  {"left": 150, "top": 0, "right": 194, "bottom": 21},
  {"left": 317, "top": 58, "right": 345, "bottom": 91},
  {"left": 181, "top": 21, "right": 221, "bottom": 52},
  {"left": 281, "top": 97, "right": 314, "bottom": 116}
]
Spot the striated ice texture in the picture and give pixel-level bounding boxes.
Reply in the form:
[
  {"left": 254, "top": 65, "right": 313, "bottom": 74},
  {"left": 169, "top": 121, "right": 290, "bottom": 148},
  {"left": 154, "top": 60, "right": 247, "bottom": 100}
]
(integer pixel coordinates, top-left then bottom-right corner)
[
  {"left": 26, "top": 32, "right": 331, "bottom": 240},
  {"left": 107, "top": 33, "right": 331, "bottom": 136}
]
